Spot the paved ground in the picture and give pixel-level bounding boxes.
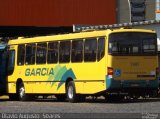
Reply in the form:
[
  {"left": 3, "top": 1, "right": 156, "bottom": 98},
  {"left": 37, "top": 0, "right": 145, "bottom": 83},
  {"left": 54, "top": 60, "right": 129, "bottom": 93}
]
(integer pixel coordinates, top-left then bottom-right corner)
[
  {"left": 0, "top": 97, "right": 160, "bottom": 113},
  {"left": 0, "top": 97, "right": 160, "bottom": 118}
]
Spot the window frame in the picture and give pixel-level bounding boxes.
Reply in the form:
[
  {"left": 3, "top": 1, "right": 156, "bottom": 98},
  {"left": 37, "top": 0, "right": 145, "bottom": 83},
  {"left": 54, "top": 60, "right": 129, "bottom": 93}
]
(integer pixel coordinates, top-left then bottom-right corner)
[
  {"left": 71, "top": 39, "right": 84, "bottom": 63},
  {"left": 36, "top": 42, "right": 47, "bottom": 64},
  {"left": 25, "top": 43, "right": 36, "bottom": 65},
  {"left": 17, "top": 44, "right": 25, "bottom": 66},
  {"left": 47, "top": 41, "right": 59, "bottom": 64},
  {"left": 108, "top": 32, "right": 157, "bottom": 56},
  {"left": 7, "top": 50, "right": 15, "bottom": 75},
  {"left": 97, "top": 37, "right": 105, "bottom": 61},
  {"left": 84, "top": 37, "right": 97, "bottom": 62},
  {"left": 59, "top": 40, "right": 71, "bottom": 63}
]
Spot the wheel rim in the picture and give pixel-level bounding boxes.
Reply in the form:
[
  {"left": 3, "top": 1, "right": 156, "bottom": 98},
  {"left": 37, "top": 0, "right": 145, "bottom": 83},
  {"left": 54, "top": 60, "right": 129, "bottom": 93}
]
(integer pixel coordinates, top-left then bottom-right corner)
[
  {"left": 68, "top": 86, "right": 74, "bottom": 99},
  {"left": 19, "top": 86, "right": 25, "bottom": 98}
]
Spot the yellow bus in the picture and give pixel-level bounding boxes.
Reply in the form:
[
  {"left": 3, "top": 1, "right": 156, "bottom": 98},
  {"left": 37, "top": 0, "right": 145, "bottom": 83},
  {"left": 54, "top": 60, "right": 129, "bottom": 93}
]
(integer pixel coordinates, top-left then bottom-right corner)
[{"left": 6, "top": 28, "right": 159, "bottom": 102}]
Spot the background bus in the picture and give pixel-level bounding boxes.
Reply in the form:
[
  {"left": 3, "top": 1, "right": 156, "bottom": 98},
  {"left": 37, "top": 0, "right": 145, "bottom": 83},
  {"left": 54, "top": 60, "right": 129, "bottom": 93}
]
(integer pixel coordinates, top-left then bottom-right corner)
[
  {"left": 0, "top": 43, "right": 7, "bottom": 96},
  {"left": 157, "top": 38, "right": 160, "bottom": 95},
  {"left": 6, "top": 28, "right": 159, "bottom": 102}
]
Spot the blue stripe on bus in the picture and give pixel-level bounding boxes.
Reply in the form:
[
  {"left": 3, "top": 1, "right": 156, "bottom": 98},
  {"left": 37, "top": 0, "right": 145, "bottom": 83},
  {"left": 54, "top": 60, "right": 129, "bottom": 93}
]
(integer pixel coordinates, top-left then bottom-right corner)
[{"left": 106, "top": 76, "right": 159, "bottom": 90}]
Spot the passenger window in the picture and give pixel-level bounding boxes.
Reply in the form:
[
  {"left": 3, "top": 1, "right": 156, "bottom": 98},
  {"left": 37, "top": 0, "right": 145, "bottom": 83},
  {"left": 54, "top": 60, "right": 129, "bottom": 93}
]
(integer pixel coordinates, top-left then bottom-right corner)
[
  {"left": 25, "top": 44, "right": 36, "bottom": 65},
  {"left": 17, "top": 45, "right": 25, "bottom": 65},
  {"left": 48, "top": 42, "right": 58, "bottom": 63},
  {"left": 7, "top": 50, "right": 15, "bottom": 75},
  {"left": 84, "top": 38, "right": 97, "bottom": 62},
  {"left": 97, "top": 37, "right": 105, "bottom": 61},
  {"left": 59, "top": 41, "right": 71, "bottom": 63},
  {"left": 36, "top": 43, "right": 47, "bottom": 64},
  {"left": 71, "top": 40, "right": 83, "bottom": 62}
]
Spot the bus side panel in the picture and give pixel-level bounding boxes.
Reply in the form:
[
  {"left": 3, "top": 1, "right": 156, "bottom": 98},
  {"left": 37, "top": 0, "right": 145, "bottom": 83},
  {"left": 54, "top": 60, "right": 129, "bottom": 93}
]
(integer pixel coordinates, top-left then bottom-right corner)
[
  {"left": 8, "top": 83, "right": 16, "bottom": 93},
  {"left": 16, "top": 64, "right": 66, "bottom": 94},
  {"left": 15, "top": 57, "right": 106, "bottom": 95},
  {"left": 7, "top": 34, "right": 107, "bottom": 96},
  {"left": 71, "top": 57, "right": 106, "bottom": 94},
  {"left": 75, "top": 82, "right": 84, "bottom": 94},
  {"left": 24, "top": 82, "right": 66, "bottom": 94},
  {"left": 83, "top": 82, "right": 105, "bottom": 94}
]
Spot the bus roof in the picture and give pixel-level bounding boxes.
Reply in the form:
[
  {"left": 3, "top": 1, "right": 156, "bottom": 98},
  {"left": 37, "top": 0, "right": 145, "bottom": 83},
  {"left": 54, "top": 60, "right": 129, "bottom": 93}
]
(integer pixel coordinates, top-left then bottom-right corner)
[{"left": 8, "top": 28, "right": 156, "bottom": 45}]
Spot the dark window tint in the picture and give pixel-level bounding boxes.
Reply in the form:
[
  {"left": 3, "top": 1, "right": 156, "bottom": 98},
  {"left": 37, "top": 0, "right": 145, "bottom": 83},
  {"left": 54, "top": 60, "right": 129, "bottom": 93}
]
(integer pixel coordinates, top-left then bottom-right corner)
[
  {"left": 25, "top": 44, "right": 36, "bottom": 65},
  {"left": 142, "top": 39, "right": 156, "bottom": 53},
  {"left": 97, "top": 37, "right": 105, "bottom": 61},
  {"left": 59, "top": 41, "right": 71, "bottom": 63},
  {"left": 36, "top": 43, "right": 47, "bottom": 64},
  {"left": 7, "top": 50, "right": 15, "bottom": 75},
  {"left": 17, "top": 45, "right": 25, "bottom": 65},
  {"left": 84, "top": 38, "right": 97, "bottom": 62},
  {"left": 109, "top": 32, "right": 157, "bottom": 55},
  {"left": 48, "top": 42, "right": 58, "bottom": 63},
  {"left": 71, "top": 40, "right": 83, "bottom": 62}
]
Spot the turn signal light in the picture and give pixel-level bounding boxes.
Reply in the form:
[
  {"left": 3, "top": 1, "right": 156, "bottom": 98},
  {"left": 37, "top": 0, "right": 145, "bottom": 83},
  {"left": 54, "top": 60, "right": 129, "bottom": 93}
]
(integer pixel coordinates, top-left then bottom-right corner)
[{"left": 108, "top": 67, "right": 113, "bottom": 75}]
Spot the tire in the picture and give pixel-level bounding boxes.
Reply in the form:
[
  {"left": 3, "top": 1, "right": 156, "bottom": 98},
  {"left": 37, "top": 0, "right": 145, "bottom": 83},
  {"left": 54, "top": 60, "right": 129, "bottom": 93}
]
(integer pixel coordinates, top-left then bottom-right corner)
[
  {"left": 66, "top": 81, "right": 79, "bottom": 103},
  {"left": 18, "top": 82, "right": 33, "bottom": 101},
  {"left": 55, "top": 94, "right": 66, "bottom": 101},
  {"left": 18, "top": 83, "right": 26, "bottom": 101}
]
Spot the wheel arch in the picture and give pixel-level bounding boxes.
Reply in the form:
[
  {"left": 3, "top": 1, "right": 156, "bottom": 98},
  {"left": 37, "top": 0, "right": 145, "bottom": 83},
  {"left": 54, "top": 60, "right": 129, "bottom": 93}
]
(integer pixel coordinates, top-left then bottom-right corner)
[
  {"left": 16, "top": 78, "right": 23, "bottom": 93},
  {"left": 65, "top": 77, "right": 74, "bottom": 91}
]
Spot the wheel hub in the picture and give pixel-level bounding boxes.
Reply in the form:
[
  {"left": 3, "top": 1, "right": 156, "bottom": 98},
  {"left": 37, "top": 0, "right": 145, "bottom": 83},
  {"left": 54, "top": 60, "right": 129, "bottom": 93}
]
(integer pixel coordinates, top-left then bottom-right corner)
[
  {"left": 19, "top": 87, "right": 25, "bottom": 98},
  {"left": 68, "top": 86, "right": 73, "bottom": 99}
]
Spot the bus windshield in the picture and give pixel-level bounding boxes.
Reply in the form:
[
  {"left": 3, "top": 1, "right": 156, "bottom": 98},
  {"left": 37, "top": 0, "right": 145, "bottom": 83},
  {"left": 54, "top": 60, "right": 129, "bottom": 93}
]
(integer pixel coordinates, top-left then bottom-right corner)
[{"left": 108, "top": 32, "right": 157, "bottom": 55}]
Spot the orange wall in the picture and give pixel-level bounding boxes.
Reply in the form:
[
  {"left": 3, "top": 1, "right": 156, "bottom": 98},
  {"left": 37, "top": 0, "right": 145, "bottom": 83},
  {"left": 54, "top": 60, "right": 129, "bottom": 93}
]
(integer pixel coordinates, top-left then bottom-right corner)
[{"left": 0, "top": 0, "right": 116, "bottom": 26}]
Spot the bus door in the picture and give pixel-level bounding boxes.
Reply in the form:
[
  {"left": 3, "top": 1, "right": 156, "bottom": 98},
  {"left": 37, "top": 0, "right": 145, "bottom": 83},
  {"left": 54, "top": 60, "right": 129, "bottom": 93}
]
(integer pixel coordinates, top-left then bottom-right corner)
[{"left": 0, "top": 45, "right": 7, "bottom": 95}]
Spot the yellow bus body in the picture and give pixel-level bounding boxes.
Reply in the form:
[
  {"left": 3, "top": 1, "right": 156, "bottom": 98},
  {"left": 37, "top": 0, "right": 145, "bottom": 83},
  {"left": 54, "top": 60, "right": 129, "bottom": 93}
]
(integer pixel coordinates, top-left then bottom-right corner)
[{"left": 7, "top": 29, "right": 159, "bottom": 97}]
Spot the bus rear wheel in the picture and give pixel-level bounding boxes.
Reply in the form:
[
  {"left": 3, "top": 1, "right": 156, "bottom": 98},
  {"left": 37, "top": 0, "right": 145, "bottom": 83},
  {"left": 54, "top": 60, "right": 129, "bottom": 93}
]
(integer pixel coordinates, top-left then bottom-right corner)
[{"left": 66, "top": 81, "right": 78, "bottom": 103}]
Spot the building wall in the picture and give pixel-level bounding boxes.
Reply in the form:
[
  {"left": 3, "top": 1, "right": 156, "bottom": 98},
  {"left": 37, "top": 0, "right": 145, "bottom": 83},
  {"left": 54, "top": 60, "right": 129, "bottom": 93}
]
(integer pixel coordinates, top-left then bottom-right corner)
[
  {"left": 0, "top": 0, "right": 116, "bottom": 26},
  {"left": 145, "top": 0, "right": 156, "bottom": 20},
  {"left": 134, "top": 24, "right": 160, "bottom": 39},
  {"left": 117, "top": 0, "right": 155, "bottom": 23},
  {"left": 116, "top": 0, "right": 130, "bottom": 23},
  {"left": 156, "top": 0, "right": 160, "bottom": 20}
]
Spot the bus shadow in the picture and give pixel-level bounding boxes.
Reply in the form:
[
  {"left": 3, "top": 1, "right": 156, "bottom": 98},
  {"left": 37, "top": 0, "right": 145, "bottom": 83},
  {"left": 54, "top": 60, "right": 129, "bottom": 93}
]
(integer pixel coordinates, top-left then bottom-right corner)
[
  {"left": 84, "top": 98, "right": 160, "bottom": 104},
  {"left": 33, "top": 97, "right": 160, "bottom": 104},
  {"left": 1, "top": 97, "right": 160, "bottom": 104},
  {"left": 0, "top": 99, "right": 9, "bottom": 102}
]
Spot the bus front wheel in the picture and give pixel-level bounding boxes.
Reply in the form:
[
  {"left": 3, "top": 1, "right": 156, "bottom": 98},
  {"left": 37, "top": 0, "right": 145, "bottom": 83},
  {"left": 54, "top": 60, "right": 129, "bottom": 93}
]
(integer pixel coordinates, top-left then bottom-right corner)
[
  {"left": 18, "top": 82, "right": 33, "bottom": 101},
  {"left": 18, "top": 83, "right": 26, "bottom": 101},
  {"left": 66, "top": 81, "right": 78, "bottom": 103}
]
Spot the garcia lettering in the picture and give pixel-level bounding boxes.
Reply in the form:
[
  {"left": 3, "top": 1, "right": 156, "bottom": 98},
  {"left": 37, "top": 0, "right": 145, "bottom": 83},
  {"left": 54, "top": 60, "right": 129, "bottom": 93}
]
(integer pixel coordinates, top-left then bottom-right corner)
[{"left": 25, "top": 68, "right": 54, "bottom": 76}]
